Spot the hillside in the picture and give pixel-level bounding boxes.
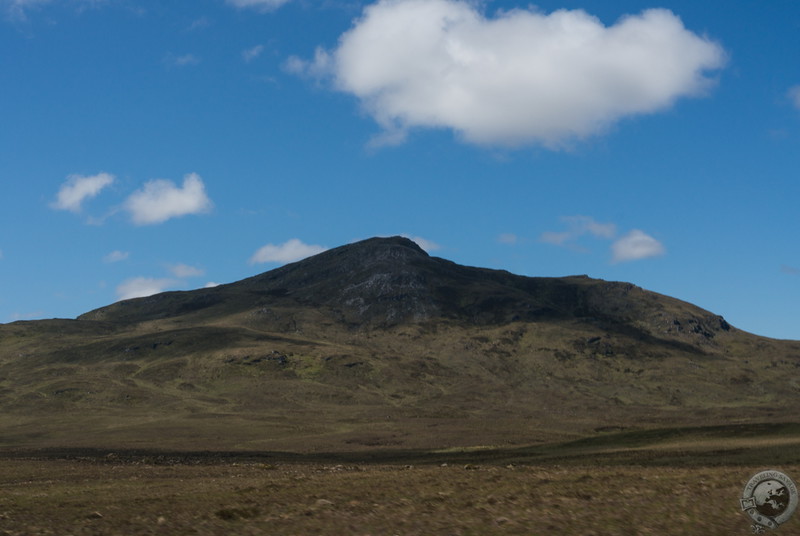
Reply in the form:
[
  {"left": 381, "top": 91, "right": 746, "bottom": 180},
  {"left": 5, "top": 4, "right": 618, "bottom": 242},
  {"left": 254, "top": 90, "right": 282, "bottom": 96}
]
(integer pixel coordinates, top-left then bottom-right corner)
[{"left": 0, "top": 236, "right": 798, "bottom": 452}]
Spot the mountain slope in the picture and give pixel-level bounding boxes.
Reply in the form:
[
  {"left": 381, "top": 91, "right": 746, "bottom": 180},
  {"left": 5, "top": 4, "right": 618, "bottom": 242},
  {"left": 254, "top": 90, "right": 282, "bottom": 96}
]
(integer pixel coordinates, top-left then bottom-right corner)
[
  {"left": 79, "top": 236, "right": 731, "bottom": 345},
  {"left": 1, "top": 236, "right": 798, "bottom": 452}
]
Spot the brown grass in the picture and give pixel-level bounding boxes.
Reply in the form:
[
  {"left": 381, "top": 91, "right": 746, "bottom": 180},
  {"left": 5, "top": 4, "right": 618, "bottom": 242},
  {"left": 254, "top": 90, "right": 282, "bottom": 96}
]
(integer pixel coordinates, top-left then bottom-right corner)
[{"left": 1, "top": 444, "right": 797, "bottom": 536}]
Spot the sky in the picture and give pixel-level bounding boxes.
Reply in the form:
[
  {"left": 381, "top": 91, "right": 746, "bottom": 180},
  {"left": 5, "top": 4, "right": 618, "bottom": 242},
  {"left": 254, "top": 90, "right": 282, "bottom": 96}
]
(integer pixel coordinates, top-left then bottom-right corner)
[{"left": 1, "top": 0, "right": 798, "bottom": 340}]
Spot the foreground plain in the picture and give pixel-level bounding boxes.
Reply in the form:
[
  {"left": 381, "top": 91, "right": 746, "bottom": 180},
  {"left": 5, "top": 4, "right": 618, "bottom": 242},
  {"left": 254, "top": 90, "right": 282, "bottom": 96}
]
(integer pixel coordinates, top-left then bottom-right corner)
[{"left": 2, "top": 427, "right": 800, "bottom": 536}]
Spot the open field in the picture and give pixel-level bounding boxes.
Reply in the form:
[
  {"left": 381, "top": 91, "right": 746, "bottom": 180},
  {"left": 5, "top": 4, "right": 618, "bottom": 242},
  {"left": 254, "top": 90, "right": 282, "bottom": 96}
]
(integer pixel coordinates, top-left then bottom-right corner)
[{"left": 2, "top": 425, "right": 800, "bottom": 535}]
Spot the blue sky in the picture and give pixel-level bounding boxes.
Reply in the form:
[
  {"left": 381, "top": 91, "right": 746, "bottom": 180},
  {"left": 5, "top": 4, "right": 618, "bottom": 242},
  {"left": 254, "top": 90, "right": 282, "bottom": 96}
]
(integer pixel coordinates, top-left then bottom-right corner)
[{"left": 1, "top": 0, "right": 798, "bottom": 340}]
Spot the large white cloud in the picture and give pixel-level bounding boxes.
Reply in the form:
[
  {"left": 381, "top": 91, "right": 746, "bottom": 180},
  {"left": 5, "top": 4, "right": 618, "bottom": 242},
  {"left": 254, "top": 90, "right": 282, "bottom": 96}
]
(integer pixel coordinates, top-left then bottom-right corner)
[
  {"left": 296, "top": 0, "right": 725, "bottom": 147},
  {"left": 124, "top": 173, "right": 212, "bottom": 225},
  {"left": 51, "top": 172, "right": 114, "bottom": 213},
  {"left": 225, "top": 0, "right": 291, "bottom": 11},
  {"left": 116, "top": 277, "right": 178, "bottom": 301},
  {"left": 249, "top": 238, "right": 327, "bottom": 264},
  {"left": 611, "top": 230, "right": 665, "bottom": 263}
]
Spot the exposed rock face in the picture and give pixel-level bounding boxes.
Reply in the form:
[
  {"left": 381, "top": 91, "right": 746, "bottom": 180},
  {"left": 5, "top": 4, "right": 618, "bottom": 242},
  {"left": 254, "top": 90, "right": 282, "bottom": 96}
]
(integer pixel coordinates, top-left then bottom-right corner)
[
  {"left": 241, "top": 236, "right": 440, "bottom": 326},
  {"left": 80, "top": 236, "right": 734, "bottom": 344}
]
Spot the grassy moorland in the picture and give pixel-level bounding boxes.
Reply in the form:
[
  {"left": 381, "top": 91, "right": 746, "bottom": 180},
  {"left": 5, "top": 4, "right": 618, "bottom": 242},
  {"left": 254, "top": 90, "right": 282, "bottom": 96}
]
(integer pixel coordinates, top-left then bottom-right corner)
[
  {"left": 2, "top": 237, "right": 800, "bottom": 454},
  {"left": 2, "top": 428, "right": 800, "bottom": 536}
]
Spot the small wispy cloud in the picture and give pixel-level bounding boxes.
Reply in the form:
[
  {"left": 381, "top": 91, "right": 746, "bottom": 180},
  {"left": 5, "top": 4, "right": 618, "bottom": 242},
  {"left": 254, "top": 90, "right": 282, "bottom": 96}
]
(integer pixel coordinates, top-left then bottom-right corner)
[
  {"left": 123, "top": 173, "right": 213, "bottom": 225},
  {"left": 284, "top": 48, "right": 331, "bottom": 79},
  {"left": 116, "top": 277, "right": 178, "bottom": 301},
  {"left": 4, "top": 0, "right": 108, "bottom": 20},
  {"left": 51, "top": 172, "right": 114, "bottom": 213},
  {"left": 249, "top": 238, "right": 327, "bottom": 264},
  {"left": 9, "top": 310, "right": 46, "bottom": 321},
  {"left": 103, "top": 250, "right": 130, "bottom": 263},
  {"left": 542, "top": 216, "right": 664, "bottom": 263},
  {"left": 497, "top": 233, "right": 518, "bottom": 245},
  {"left": 781, "top": 265, "right": 800, "bottom": 276},
  {"left": 242, "top": 44, "right": 264, "bottom": 63},
  {"left": 169, "top": 263, "right": 204, "bottom": 278},
  {"left": 403, "top": 235, "right": 440, "bottom": 253},
  {"left": 187, "top": 17, "right": 211, "bottom": 31},
  {"left": 225, "top": 0, "right": 292, "bottom": 12},
  {"left": 165, "top": 53, "right": 200, "bottom": 67},
  {"left": 4, "top": 0, "right": 51, "bottom": 20},
  {"left": 788, "top": 85, "right": 800, "bottom": 111},
  {"left": 539, "top": 216, "right": 616, "bottom": 249},
  {"left": 611, "top": 230, "right": 666, "bottom": 263}
]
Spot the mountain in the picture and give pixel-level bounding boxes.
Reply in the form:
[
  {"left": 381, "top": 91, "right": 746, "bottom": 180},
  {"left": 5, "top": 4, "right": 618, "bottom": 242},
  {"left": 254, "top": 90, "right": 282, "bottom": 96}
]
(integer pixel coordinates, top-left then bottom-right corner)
[
  {"left": 79, "top": 236, "right": 731, "bottom": 341},
  {"left": 1, "top": 236, "right": 798, "bottom": 452}
]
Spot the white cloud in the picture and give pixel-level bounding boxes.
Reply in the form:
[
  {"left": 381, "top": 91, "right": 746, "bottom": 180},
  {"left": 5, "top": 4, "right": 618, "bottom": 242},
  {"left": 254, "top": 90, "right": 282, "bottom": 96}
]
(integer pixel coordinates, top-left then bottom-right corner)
[
  {"left": 103, "top": 250, "right": 130, "bottom": 263},
  {"left": 249, "top": 238, "right": 327, "bottom": 264},
  {"left": 4, "top": 0, "right": 108, "bottom": 19},
  {"left": 540, "top": 216, "right": 616, "bottom": 247},
  {"left": 188, "top": 17, "right": 211, "bottom": 31},
  {"left": 242, "top": 44, "right": 265, "bottom": 62},
  {"left": 788, "top": 85, "right": 800, "bottom": 111},
  {"left": 225, "top": 0, "right": 291, "bottom": 12},
  {"left": 116, "top": 277, "right": 178, "bottom": 301},
  {"left": 403, "top": 234, "right": 440, "bottom": 252},
  {"left": 124, "top": 173, "right": 212, "bottom": 225},
  {"left": 4, "top": 0, "right": 50, "bottom": 19},
  {"left": 285, "top": 48, "right": 332, "bottom": 79},
  {"left": 498, "top": 233, "right": 518, "bottom": 245},
  {"left": 169, "top": 263, "right": 204, "bottom": 278},
  {"left": 166, "top": 53, "right": 201, "bottom": 67},
  {"left": 542, "top": 216, "right": 664, "bottom": 263},
  {"left": 51, "top": 172, "right": 114, "bottom": 213},
  {"left": 204, "top": 281, "right": 220, "bottom": 288},
  {"left": 611, "top": 230, "right": 665, "bottom": 263},
  {"left": 299, "top": 1, "right": 725, "bottom": 148},
  {"left": 9, "top": 310, "right": 46, "bottom": 321}
]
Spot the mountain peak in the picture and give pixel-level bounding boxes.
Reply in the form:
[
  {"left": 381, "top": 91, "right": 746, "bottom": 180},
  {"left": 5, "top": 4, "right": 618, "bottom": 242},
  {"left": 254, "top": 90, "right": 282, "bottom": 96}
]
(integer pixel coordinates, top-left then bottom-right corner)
[
  {"left": 345, "top": 235, "right": 428, "bottom": 256},
  {"left": 79, "top": 236, "right": 733, "bottom": 344},
  {"left": 237, "top": 235, "right": 437, "bottom": 326}
]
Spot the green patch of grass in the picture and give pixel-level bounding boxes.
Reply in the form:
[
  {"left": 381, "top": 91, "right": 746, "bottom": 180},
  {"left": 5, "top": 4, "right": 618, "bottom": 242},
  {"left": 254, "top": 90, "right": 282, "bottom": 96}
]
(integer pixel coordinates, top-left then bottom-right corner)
[{"left": 288, "top": 353, "right": 325, "bottom": 379}]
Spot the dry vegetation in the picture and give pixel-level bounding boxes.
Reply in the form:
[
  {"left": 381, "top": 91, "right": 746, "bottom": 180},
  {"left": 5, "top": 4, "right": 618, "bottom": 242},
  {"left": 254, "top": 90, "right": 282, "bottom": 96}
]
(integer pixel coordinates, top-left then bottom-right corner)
[
  {"left": 3, "top": 432, "right": 800, "bottom": 536},
  {"left": 1, "top": 454, "right": 794, "bottom": 535}
]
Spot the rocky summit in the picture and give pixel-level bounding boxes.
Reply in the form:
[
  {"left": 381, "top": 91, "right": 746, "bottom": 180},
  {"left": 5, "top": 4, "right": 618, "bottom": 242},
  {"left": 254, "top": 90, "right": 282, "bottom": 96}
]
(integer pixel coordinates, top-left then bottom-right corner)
[{"left": 81, "top": 236, "right": 731, "bottom": 341}]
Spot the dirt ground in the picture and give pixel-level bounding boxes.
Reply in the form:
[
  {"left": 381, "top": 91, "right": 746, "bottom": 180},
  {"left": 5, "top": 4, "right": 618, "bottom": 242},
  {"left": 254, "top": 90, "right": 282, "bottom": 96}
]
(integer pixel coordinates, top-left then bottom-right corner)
[{"left": 0, "top": 454, "right": 789, "bottom": 536}]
